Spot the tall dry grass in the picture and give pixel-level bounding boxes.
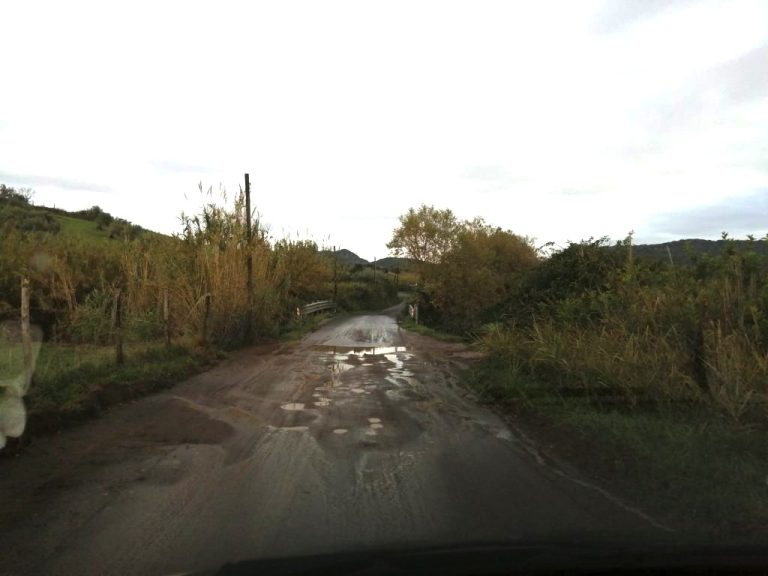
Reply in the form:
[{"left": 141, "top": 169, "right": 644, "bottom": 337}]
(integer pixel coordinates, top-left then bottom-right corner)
[{"left": 0, "top": 186, "right": 335, "bottom": 349}]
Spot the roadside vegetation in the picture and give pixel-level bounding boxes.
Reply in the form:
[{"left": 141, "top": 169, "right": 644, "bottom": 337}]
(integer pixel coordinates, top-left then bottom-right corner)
[
  {"left": 0, "top": 184, "right": 398, "bottom": 442},
  {"left": 389, "top": 204, "right": 768, "bottom": 537}
]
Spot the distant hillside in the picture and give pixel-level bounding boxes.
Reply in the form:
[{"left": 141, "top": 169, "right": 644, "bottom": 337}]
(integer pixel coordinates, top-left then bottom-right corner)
[
  {"left": 631, "top": 239, "right": 768, "bottom": 266},
  {"left": 0, "top": 184, "right": 150, "bottom": 242},
  {"left": 325, "top": 248, "right": 369, "bottom": 266},
  {"left": 375, "top": 256, "right": 416, "bottom": 271},
  {"left": 321, "top": 249, "right": 417, "bottom": 271}
]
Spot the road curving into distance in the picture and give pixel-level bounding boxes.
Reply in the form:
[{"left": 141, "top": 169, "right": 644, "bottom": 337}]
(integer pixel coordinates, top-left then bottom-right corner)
[{"left": 0, "top": 305, "right": 667, "bottom": 575}]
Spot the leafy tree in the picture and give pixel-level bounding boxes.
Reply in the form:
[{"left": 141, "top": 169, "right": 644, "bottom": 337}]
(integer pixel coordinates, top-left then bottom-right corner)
[
  {"left": 0, "top": 185, "right": 60, "bottom": 234},
  {"left": 271, "top": 239, "right": 332, "bottom": 308},
  {"left": 386, "top": 204, "right": 461, "bottom": 264},
  {"left": 0, "top": 184, "right": 33, "bottom": 206},
  {"left": 517, "top": 237, "right": 624, "bottom": 305},
  {"left": 73, "top": 205, "right": 105, "bottom": 221},
  {"left": 94, "top": 210, "right": 114, "bottom": 229},
  {"left": 429, "top": 223, "right": 537, "bottom": 332}
]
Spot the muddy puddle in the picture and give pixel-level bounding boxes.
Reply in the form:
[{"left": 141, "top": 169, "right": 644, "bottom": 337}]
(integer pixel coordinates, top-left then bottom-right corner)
[
  {"left": 310, "top": 344, "right": 420, "bottom": 400},
  {"left": 310, "top": 345, "right": 408, "bottom": 356}
]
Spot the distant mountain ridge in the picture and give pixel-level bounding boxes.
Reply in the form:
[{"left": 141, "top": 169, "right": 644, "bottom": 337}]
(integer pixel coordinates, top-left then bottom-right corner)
[
  {"left": 631, "top": 239, "right": 768, "bottom": 266},
  {"left": 331, "top": 239, "right": 768, "bottom": 271},
  {"left": 323, "top": 249, "right": 416, "bottom": 271}
]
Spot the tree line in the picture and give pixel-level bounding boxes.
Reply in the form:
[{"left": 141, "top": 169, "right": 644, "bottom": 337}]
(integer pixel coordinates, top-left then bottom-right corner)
[{"left": 389, "top": 204, "right": 768, "bottom": 424}]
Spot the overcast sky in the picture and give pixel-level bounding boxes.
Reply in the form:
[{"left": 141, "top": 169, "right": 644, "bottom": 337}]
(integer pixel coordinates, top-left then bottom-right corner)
[{"left": 2, "top": 0, "right": 767, "bottom": 260}]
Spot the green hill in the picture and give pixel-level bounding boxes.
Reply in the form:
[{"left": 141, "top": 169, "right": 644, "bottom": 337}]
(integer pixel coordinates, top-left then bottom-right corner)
[{"left": 0, "top": 184, "right": 150, "bottom": 243}]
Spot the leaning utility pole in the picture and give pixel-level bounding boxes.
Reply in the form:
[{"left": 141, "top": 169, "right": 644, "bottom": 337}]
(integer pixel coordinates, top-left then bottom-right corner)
[{"left": 244, "top": 173, "right": 253, "bottom": 342}]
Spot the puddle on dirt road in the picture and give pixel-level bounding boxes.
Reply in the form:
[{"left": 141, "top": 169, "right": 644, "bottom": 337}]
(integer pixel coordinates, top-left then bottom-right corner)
[
  {"left": 280, "top": 425, "right": 309, "bottom": 432},
  {"left": 311, "top": 345, "right": 408, "bottom": 356},
  {"left": 281, "top": 403, "right": 305, "bottom": 411}
]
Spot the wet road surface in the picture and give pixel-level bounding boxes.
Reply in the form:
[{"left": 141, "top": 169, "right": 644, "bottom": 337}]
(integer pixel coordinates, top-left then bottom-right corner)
[{"left": 0, "top": 307, "right": 667, "bottom": 575}]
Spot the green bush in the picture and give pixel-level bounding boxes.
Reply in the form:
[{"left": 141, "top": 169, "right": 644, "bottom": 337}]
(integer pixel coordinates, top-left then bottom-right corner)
[
  {"left": 0, "top": 205, "right": 61, "bottom": 235},
  {"left": 63, "top": 289, "right": 113, "bottom": 344},
  {"left": 336, "top": 280, "right": 398, "bottom": 311},
  {"left": 473, "top": 237, "right": 768, "bottom": 424}
]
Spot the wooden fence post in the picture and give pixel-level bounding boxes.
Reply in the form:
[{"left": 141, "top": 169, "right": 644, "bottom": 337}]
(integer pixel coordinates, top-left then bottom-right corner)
[
  {"left": 163, "top": 288, "right": 171, "bottom": 347},
  {"left": 20, "top": 277, "right": 32, "bottom": 391},
  {"left": 111, "top": 288, "right": 124, "bottom": 365}
]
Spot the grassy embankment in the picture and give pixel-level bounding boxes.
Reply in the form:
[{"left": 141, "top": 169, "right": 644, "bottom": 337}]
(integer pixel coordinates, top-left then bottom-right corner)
[
  {"left": 465, "top": 352, "right": 768, "bottom": 539},
  {"left": 459, "top": 240, "right": 768, "bottom": 539}
]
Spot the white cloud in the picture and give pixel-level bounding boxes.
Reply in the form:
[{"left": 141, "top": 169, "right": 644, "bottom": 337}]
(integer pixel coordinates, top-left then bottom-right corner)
[{"left": 0, "top": 0, "right": 766, "bottom": 258}]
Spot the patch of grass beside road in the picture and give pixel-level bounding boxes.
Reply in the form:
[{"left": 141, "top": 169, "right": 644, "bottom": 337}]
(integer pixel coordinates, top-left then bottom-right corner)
[
  {"left": 0, "top": 337, "right": 221, "bottom": 441},
  {"left": 465, "top": 359, "right": 768, "bottom": 541},
  {"left": 279, "top": 312, "right": 336, "bottom": 341},
  {"left": 27, "top": 343, "right": 218, "bottom": 414},
  {"left": 3, "top": 309, "right": 340, "bottom": 443},
  {"left": 399, "top": 318, "right": 466, "bottom": 343}
]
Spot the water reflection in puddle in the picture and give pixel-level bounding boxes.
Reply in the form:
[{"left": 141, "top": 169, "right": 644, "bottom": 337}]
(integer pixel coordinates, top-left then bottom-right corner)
[
  {"left": 384, "top": 353, "right": 403, "bottom": 369},
  {"left": 281, "top": 403, "right": 305, "bottom": 411},
  {"left": 281, "top": 425, "right": 309, "bottom": 432},
  {"left": 312, "top": 345, "right": 407, "bottom": 356},
  {"left": 309, "top": 344, "right": 418, "bottom": 407}
]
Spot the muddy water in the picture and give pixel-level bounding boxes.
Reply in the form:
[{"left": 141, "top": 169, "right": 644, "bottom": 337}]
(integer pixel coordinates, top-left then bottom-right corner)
[{"left": 0, "top": 310, "right": 667, "bottom": 576}]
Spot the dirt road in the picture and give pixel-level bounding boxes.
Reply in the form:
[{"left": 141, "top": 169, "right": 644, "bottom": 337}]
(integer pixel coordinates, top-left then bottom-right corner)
[{"left": 0, "top": 307, "right": 666, "bottom": 575}]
